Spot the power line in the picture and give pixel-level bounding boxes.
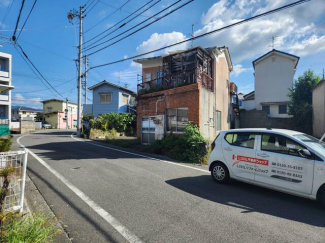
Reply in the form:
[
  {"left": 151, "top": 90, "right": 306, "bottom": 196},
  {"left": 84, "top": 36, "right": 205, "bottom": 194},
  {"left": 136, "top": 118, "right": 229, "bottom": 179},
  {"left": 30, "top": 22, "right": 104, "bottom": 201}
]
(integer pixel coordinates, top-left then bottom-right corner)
[
  {"left": 18, "top": 39, "right": 72, "bottom": 60},
  {"left": 84, "top": 0, "right": 100, "bottom": 16},
  {"left": 89, "top": 0, "right": 310, "bottom": 69},
  {"left": 16, "top": 0, "right": 38, "bottom": 41},
  {"left": 84, "top": 0, "right": 156, "bottom": 44},
  {"left": 99, "top": 0, "right": 153, "bottom": 18},
  {"left": 12, "top": 0, "right": 26, "bottom": 41},
  {"left": 84, "top": 0, "right": 130, "bottom": 33},
  {"left": 84, "top": 0, "right": 163, "bottom": 50},
  {"left": 84, "top": 0, "right": 181, "bottom": 51},
  {"left": 1, "top": 0, "right": 14, "bottom": 25},
  {"left": 15, "top": 44, "right": 66, "bottom": 99},
  {"left": 86, "top": 0, "right": 194, "bottom": 57}
]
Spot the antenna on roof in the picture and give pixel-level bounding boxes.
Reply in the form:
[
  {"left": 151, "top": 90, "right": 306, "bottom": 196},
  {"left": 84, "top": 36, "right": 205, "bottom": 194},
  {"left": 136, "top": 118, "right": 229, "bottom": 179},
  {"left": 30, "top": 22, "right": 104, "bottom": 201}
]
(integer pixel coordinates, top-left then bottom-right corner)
[
  {"left": 267, "top": 36, "right": 281, "bottom": 50},
  {"left": 190, "top": 23, "right": 197, "bottom": 48}
]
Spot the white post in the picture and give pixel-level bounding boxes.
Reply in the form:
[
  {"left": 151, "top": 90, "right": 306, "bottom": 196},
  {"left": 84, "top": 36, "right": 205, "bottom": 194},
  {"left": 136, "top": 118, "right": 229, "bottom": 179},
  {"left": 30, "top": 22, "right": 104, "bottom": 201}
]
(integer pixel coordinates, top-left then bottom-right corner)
[{"left": 19, "top": 150, "right": 28, "bottom": 213}]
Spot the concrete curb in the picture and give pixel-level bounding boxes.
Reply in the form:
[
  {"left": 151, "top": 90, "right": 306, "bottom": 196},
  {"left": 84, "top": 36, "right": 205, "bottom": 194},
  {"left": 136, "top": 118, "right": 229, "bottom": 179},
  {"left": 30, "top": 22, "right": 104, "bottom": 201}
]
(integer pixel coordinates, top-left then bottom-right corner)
[{"left": 24, "top": 173, "right": 72, "bottom": 243}]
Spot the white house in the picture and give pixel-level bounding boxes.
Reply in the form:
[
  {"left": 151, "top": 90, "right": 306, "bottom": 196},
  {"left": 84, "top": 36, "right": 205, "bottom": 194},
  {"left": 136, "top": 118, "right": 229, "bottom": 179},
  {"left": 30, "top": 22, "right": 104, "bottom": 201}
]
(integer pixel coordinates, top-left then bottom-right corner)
[
  {"left": 243, "top": 49, "right": 299, "bottom": 118},
  {"left": 0, "top": 52, "right": 14, "bottom": 125}
]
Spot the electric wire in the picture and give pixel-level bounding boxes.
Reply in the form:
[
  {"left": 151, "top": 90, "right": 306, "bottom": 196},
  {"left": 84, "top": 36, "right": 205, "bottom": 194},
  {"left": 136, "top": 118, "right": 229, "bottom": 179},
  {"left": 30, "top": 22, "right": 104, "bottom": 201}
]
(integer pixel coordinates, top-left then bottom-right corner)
[
  {"left": 84, "top": 0, "right": 100, "bottom": 16},
  {"left": 84, "top": 0, "right": 131, "bottom": 33},
  {"left": 84, "top": 0, "right": 154, "bottom": 43},
  {"left": 16, "top": 0, "right": 38, "bottom": 41},
  {"left": 1, "top": 0, "right": 14, "bottom": 25},
  {"left": 89, "top": 0, "right": 310, "bottom": 69},
  {"left": 15, "top": 44, "right": 66, "bottom": 99},
  {"left": 84, "top": 0, "right": 181, "bottom": 51},
  {"left": 84, "top": 0, "right": 163, "bottom": 50},
  {"left": 99, "top": 0, "right": 153, "bottom": 18},
  {"left": 12, "top": 0, "right": 26, "bottom": 40},
  {"left": 86, "top": 0, "right": 194, "bottom": 57}
]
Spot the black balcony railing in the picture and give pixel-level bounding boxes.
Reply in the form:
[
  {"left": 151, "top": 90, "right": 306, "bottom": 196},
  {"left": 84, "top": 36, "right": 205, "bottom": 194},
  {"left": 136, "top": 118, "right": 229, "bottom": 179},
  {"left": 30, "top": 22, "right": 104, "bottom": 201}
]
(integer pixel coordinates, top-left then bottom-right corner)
[{"left": 137, "top": 68, "right": 213, "bottom": 95}]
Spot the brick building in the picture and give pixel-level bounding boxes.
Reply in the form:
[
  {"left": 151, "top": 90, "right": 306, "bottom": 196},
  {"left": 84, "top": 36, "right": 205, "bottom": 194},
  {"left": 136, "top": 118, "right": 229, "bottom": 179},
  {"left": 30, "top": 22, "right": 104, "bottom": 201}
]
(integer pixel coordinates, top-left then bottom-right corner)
[{"left": 134, "top": 46, "right": 235, "bottom": 144}]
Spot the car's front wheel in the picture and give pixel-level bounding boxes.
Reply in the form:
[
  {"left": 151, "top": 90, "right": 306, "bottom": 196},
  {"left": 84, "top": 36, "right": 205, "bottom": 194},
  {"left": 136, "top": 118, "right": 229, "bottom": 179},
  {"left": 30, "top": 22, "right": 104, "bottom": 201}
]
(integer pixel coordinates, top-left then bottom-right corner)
[{"left": 211, "top": 162, "right": 230, "bottom": 184}]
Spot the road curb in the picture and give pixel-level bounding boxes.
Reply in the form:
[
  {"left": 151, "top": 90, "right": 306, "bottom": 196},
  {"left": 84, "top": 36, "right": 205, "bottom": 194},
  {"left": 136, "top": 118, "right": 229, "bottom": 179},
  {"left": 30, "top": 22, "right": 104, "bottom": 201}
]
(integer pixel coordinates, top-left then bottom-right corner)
[{"left": 24, "top": 173, "right": 72, "bottom": 243}]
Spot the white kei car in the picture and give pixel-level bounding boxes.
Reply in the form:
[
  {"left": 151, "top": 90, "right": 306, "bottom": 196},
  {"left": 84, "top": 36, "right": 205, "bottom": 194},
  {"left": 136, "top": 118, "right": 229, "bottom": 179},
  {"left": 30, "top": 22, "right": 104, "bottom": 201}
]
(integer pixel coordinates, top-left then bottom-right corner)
[{"left": 208, "top": 128, "right": 325, "bottom": 206}]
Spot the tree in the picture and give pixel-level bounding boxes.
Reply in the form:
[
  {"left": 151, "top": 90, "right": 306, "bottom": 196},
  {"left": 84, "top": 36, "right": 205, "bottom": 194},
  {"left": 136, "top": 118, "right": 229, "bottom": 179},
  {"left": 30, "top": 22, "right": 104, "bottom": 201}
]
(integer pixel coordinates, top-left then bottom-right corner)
[{"left": 288, "top": 69, "right": 321, "bottom": 134}]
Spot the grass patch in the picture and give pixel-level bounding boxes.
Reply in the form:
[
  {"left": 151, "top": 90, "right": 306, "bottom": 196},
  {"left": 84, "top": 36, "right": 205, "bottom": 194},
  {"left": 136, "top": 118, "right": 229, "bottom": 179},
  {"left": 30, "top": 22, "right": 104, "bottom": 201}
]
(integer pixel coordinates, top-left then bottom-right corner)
[{"left": 0, "top": 212, "right": 61, "bottom": 243}]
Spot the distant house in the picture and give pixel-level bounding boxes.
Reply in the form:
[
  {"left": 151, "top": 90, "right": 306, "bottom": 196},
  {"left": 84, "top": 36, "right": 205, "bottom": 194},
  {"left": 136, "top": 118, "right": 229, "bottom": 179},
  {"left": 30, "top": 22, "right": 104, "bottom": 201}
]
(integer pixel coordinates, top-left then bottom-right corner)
[
  {"left": 83, "top": 81, "right": 136, "bottom": 117},
  {"left": 11, "top": 107, "right": 42, "bottom": 121},
  {"left": 243, "top": 49, "right": 299, "bottom": 118},
  {"left": 0, "top": 52, "right": 14, "bottom": 136},
  {"left": 312, "top": 79, "right": 325, "bottom": 138},
  {"left": 42, "top": 99, "right": 78, "bottom": 129}
]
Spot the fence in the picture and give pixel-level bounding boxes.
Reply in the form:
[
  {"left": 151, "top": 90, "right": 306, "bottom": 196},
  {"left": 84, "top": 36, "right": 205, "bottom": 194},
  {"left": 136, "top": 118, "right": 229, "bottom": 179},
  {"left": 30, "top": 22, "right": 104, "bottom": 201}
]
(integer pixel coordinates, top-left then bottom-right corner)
[{"left": 0, "top": 150, "right": 28, "bottom": 213}]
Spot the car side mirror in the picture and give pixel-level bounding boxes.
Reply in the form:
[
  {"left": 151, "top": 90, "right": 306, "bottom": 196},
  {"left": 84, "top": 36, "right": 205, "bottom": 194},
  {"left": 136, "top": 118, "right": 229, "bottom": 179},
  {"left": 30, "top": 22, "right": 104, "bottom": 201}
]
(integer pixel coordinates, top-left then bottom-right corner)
[{"left": 298, "top": 149, "right": 311, "bottom": 158}]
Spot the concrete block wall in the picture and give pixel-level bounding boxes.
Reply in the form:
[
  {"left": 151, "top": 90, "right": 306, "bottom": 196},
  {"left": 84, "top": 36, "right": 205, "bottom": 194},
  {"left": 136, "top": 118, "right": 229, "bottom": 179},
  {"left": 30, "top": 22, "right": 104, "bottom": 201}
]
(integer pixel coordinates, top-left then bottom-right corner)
[
  {"left": 240, "top": 109, "right": 298, "bottom": 131},
  {"left": 20, "top": 120, "right": 35, "bottom": 134}
]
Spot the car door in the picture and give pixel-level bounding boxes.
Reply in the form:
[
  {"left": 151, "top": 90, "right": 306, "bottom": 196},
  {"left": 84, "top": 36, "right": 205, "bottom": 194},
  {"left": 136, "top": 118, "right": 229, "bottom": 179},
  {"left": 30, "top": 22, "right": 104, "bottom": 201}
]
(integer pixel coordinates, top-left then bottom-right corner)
[
  {"left": 255, "top": 133, "right": 314, "bottom": 195},
  {"left": 222, "top": 132, "right": 257, "bottom": 181}
]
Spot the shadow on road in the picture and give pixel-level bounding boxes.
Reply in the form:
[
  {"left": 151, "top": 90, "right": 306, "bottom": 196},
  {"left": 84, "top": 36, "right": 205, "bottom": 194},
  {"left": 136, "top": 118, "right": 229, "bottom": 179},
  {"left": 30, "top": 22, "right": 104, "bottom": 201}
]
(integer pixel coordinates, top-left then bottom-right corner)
[
  {"left": 166, "top": 175, "right": 325, "bottom": 227},
  {"left": 27, "top": 167, "right": 120, "bottom": 243}
]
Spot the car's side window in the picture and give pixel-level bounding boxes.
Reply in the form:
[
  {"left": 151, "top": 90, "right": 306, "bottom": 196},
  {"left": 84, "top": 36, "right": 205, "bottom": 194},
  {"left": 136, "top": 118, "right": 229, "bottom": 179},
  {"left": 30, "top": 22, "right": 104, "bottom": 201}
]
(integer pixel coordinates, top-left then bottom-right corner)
[
  {"left": 261, "top": 134, "right": 307, "bottom": 157},
  {"left": 225, "top": 132, "right": 255, "bottom": 149}
]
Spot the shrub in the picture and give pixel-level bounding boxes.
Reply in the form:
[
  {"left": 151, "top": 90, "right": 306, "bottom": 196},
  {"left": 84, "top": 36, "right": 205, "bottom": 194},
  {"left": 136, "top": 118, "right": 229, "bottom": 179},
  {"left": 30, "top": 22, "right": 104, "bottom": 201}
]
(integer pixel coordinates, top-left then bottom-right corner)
[
  {"left": 0, "top": 138, "right": 12, "bottom": 152},
  {"left": 0, "top": 212, "right": 61, "bottom": 243},
  {"left": 149, "top": 123, "right": 208, "bottom": 164}
]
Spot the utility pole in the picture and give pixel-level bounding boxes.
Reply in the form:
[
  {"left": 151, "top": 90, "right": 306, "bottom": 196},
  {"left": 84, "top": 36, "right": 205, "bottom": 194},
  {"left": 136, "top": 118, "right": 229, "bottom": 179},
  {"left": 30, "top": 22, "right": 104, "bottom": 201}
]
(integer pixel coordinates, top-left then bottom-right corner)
[
  {"left": 68, "top": 6, "right": 83, "bottom": 136},
  {"left": 66, "top": 98, "right": 69, "bottom": 129}
]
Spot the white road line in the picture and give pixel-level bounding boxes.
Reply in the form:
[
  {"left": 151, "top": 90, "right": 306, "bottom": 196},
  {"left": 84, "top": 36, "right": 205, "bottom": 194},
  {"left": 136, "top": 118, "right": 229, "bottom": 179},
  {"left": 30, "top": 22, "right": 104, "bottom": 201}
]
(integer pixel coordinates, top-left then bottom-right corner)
[
  {"left": 17, "top": 135, "right": 143, "bottom": 243},
  {"left": 70, "top": 133, "right": 209, "bottom": 174}
]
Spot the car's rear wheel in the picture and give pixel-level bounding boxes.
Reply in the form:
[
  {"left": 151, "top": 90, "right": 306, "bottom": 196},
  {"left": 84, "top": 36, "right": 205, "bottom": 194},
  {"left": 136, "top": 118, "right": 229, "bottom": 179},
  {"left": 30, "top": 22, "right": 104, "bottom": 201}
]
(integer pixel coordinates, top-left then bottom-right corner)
[
  {"left": 211, "top": 163, "right": 230, "bottom": 184},
  {"left": 317, "top": 186, "right": 325, "bottom": 207}
]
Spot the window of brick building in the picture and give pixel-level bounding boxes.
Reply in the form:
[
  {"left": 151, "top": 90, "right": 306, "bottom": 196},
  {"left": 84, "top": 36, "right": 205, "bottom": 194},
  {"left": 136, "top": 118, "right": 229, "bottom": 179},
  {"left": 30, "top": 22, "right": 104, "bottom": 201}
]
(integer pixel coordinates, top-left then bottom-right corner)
[{"left": 166, "top": 108, "right": 188, "bottom": 132}]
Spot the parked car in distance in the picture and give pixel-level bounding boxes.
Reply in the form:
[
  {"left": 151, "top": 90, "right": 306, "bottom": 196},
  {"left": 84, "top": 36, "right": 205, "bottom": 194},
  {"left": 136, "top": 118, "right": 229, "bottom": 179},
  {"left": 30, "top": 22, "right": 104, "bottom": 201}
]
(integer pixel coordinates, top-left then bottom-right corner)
[
  {"left": 208, "top": 128, "right": 325, "bottom": 206},
  {"left": 42, "top": 123, "right": 52, "bottom": 129}
]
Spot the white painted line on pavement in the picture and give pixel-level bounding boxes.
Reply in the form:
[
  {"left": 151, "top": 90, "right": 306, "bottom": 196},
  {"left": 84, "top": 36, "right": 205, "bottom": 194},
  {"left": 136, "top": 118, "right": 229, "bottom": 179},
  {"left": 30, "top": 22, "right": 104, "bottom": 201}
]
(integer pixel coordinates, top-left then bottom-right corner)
[
  {"left": 17, "top": 135, "right": 143, "bottom": 243},
  {"left": 70, "top": 133, "right": 209, "bottom": 174}
]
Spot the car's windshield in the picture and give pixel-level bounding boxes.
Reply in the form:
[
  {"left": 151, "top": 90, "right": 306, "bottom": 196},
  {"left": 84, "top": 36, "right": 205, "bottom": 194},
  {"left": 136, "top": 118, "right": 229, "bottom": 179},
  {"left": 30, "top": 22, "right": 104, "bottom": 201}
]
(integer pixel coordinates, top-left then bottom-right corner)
[{"left": 293, "top": 134, "right": 325, "bottom": 156}]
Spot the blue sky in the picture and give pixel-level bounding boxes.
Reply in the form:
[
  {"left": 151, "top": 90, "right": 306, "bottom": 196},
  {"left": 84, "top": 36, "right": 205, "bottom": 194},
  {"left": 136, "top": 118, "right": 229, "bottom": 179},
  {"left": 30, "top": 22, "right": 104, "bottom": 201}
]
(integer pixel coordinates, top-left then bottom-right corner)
[{"left": 0, "top": 0, "right": 324, "bottom": 108}]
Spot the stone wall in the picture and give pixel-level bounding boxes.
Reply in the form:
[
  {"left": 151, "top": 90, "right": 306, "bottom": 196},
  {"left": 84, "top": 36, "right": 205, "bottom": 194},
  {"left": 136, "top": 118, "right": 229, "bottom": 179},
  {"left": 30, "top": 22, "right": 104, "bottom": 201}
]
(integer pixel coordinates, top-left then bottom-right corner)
[
  {"left": 240, "top": 109, "right": 299, "bottom": 131},
  {"left": 20, "top": 120, "right": 35, "bottom": 134}
]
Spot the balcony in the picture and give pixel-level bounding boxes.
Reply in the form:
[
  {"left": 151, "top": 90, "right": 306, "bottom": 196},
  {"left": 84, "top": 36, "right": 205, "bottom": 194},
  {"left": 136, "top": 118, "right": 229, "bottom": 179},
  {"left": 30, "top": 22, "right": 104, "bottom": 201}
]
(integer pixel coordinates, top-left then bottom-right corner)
[
  {"left": 137, "top": 68, "right": 213, "bottom": 95},
  {"left": 0, "top": 94, "right": 9, "bottom": 102},
  {"left": 0, "top": 70, "right": 9, "bottom": 78}
]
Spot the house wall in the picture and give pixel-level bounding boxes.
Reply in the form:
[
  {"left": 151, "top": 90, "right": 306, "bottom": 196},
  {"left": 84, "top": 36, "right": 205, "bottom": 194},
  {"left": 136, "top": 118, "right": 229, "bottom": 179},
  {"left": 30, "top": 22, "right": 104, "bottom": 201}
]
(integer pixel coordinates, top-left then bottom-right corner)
[
  {"left": 83, "top": 104, "right": 93, "bottom": 115},
  {"left": 118, "top": 91, "right": 135, "bottom": 113},
  {"left": 142, "top": 67, "right": 162, "bottom": 82},
  {"left": 199, "top": 86, "right": 216, "bottom": 141},
  {"left": 43, "top": 100, "right": 64, "bottom": 113},
  {"left": 44, "top": 113, "right": 58, "bottom": 128},
  {"left": 57, "top": 112, "right": 77, "bottom": 129},
  {"left": 213, "top": 52, "right": 231, "bottom": 131},
  {"left": 313, "top": 81, "right": 325, "bottom": 138},
  {"left": 0, "top": 52, "right": 12, "bottom": 126},
  {"left": 92, "top": 84, "right": 119, "bottom": 117},
  {"left": 254, "top": 53, "right": 295, "bottom": 118},
  {"left": 12, "top": 110, "right": 39, "bottom": 121},
  {"left": 244, "top": 100, "right": 255, "bottom": 110},
  {"left": 137, "top": 83, "right": 200, "bottom": 139}
]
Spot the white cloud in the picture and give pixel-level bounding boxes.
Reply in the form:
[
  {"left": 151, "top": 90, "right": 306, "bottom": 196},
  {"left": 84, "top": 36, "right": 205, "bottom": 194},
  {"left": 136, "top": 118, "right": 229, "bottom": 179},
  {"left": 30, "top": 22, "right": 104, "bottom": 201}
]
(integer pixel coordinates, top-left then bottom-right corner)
[
  {"left": 135, "top": 32, "right": 189, "bottom": 57},
  {"left": 232, "top": 64, "right": 253, "bottom": 77},
  {"left": 12, "top": 94, "right": 42, "bottom": 105},
  {"left": 194, "top": 0, "right": 325, "bottom": 63},
  {"left": 238, "top": 84, "right": 254, "bottom": 94},
  {"left": 123, "top": 55, "right": 128, "bottom": 59}
]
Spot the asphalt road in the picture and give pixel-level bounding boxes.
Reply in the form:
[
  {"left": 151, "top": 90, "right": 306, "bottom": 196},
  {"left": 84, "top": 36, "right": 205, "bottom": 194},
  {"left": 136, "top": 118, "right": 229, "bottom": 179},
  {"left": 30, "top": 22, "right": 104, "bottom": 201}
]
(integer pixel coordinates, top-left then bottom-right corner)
[{"left": 13, "top": 130, "right": 325, "bottom": 243}]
